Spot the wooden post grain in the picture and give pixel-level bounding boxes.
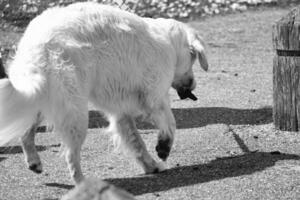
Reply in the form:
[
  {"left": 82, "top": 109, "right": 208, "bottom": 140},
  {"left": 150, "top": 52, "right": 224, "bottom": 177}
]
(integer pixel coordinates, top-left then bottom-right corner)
[{"left": 273, "top": 7, "right": 300, "bottom": 131}]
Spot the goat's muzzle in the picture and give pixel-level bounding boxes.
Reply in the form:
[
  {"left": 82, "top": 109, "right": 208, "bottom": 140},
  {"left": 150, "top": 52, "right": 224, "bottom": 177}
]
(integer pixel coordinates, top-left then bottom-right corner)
[{"left": 176, "top": 87, "right": 198, "bottom": 101}]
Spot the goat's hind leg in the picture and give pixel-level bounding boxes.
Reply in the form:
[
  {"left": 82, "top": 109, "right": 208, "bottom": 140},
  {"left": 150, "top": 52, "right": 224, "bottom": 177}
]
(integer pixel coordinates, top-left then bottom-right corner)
[
  {"left": 112, "top": 115, "right": 165, "bottom": 174},
  {"left": 57, "top": 107, "right": 88, "bottom": 184},
  {"left": 21, "top": 112, "right": 43, "bottom": 173}
]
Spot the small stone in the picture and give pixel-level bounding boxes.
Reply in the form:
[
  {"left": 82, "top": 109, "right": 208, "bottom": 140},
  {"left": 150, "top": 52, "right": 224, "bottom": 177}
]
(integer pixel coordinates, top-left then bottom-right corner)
[{"left": 153, "top": 193, "right": 160, "bottom": 197}]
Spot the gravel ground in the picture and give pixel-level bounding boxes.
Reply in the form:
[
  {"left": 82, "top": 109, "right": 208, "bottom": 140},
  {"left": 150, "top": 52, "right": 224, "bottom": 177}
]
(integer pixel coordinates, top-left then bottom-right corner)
[{"left": 1, "top": 6, "right": 300, "bottom": 200}]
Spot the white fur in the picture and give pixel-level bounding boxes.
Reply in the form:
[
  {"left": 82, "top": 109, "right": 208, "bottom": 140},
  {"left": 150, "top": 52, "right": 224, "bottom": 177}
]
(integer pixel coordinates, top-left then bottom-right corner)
[{"left": 0, "top": 2, "right": 208, "bottom": 183}]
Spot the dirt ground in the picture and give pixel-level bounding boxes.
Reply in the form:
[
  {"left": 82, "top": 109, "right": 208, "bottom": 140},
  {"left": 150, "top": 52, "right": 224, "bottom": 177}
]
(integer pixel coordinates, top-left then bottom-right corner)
[{"left": 1, "top": 6, "right": 300, "bottom": 200}]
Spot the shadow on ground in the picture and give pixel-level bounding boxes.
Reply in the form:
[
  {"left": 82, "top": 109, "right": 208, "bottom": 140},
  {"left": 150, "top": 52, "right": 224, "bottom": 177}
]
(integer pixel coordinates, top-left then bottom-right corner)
[
  {"left": 88, "top": 106, "right": 273, "bottom": 129},
  {"left": 44, "top": 151, "right": 300, "bottom": 195},
  {"left": 105, "top": 152, "right": 299, "bottom": 195},
  {"left": 0, "top": 144, "right": 60, "bottom": 156},
  {"left": 0, "top": 157, "right": 6, "bottom": 162},
  {"left": 34, "top": 107, "right": 272, "bottom": 131}
]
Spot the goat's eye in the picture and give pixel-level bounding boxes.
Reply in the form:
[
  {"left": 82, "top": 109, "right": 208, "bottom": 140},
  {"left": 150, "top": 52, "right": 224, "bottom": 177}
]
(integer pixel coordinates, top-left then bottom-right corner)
[{"left": 190, "top": 48, "right": 196, "bottom": 61}]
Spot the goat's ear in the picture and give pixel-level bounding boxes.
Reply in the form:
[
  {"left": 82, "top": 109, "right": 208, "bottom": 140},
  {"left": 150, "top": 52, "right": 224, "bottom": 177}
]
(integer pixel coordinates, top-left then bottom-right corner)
[{"left": 191, "top": 37, "right": 208, "bottom": 71}]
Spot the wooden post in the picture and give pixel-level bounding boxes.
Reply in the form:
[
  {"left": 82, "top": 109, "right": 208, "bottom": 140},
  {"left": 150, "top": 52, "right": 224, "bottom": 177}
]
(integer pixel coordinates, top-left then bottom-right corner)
[{"left": 273, "top": 7, "right": 300, "bottom": 131}]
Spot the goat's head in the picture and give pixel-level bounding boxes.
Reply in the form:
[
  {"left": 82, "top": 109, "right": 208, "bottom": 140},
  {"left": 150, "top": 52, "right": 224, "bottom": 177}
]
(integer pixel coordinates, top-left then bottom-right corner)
[{"left": 170, "top": 21, "right": 208, "bottom": 101}]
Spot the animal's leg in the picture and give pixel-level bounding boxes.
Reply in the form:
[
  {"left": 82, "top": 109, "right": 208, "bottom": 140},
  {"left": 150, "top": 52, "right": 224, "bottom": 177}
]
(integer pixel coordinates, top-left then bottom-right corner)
[
  {"left": 151, "top": 98, "right": 176, "bottom": 161},
  {"left": 58, "top": 109, "right": 88, "bottom": 184},
  {"left": 21, "top": 112, "right": 43, "bottom": 173},
  {"left": 111, "top": 115, "right": 165, "bottom": 174}
]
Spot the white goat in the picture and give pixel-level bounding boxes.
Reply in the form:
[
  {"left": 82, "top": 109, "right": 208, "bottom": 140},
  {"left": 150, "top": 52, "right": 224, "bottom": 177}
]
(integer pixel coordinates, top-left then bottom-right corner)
[{"left": 0, "top": 2, "right": 208, "bottom": 183}]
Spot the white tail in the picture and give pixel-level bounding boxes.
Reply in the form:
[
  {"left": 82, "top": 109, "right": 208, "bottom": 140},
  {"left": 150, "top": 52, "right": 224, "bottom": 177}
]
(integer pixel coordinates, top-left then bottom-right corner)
[{"left": 0, "top": 79, "right": 40, "bottom": 146}]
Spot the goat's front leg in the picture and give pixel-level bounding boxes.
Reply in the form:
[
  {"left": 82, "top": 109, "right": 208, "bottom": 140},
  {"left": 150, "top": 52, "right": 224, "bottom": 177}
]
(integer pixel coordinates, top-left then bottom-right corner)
[
  {"left": 150, "top": 98, "right": 176, "bottom": 161},
  {"left": 111, "top": 115, "right": 165, "bottom": 173}
]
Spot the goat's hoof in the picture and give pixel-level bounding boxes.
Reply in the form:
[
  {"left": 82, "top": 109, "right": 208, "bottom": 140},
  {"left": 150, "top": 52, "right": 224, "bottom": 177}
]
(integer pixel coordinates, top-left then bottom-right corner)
[
  {"left": 29, "top": 162, "right": 43, "bottom": 174},
  {"left": 156, "top": 138, "right": 171, "bottom": 161}
]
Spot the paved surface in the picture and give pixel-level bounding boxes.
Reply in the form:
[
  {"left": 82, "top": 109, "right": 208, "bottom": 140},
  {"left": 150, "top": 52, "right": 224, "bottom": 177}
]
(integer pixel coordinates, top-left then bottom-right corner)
[{"left": 1, "top": 6, "right": 300, "bottom": 200}]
